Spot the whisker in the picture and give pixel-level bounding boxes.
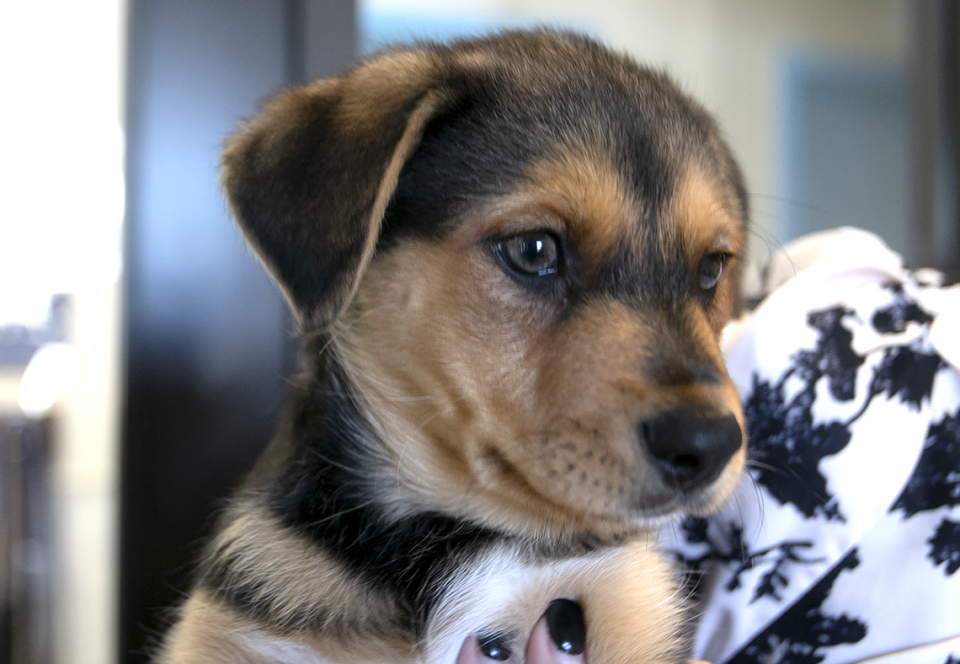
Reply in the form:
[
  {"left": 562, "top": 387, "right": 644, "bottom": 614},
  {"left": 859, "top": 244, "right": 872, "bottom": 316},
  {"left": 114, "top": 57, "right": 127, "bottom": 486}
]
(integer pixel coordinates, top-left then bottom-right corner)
[{"left": 745, "top": 459, "right": 780, "bottom": 474}]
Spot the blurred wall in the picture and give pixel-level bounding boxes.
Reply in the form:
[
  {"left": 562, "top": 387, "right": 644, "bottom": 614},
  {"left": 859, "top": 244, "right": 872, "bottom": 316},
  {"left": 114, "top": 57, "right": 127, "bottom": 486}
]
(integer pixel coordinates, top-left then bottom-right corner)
[{"left": 361, "top": 0, "right": 920, "bottom": 270}]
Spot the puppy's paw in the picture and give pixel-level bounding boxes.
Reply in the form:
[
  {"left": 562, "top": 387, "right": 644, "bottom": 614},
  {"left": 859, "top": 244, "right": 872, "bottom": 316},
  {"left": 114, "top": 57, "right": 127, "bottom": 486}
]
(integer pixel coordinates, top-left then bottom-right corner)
[
  {"left": 429, "top": 540, "right": 688, "bottom": 664},
  {"left": 457, "top": 602, "right": 586, "bottom": 664}
]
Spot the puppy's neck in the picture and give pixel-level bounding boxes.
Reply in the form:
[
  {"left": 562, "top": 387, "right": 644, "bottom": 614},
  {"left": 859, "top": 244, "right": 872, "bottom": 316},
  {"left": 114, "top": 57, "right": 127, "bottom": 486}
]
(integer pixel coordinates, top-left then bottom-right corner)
[{"left": 197, "top": 340, "right": 502, "bottom": 644}]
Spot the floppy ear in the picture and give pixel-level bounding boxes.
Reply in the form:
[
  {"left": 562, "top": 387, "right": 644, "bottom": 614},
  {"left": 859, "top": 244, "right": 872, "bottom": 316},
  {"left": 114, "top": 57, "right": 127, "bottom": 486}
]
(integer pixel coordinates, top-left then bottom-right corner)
[{"left": 222, "top": 52, "right": 451, "bottom": 332}]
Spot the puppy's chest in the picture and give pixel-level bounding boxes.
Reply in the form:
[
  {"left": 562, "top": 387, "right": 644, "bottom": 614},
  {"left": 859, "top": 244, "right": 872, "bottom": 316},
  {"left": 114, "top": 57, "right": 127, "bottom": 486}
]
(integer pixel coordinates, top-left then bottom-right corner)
[
  {"left": 189, "top": 538, "right": 686, "bottom": 664},
  {"left": 424, "top": 539, "right": 687, "bottom": 664}
]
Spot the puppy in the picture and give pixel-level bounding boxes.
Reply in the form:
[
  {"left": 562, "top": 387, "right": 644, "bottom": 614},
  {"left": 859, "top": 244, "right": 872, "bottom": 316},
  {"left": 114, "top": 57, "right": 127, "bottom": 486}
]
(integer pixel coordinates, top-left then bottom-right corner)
[{"left": 158, "top": 30, "right": 747, "bottom": 664}]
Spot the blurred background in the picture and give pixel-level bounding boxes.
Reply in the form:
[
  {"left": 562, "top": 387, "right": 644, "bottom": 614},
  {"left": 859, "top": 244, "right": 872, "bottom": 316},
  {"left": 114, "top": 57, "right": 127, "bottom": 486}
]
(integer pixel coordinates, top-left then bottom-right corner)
[{"left": 0, "top": 0, "right": 956, "bottom": 662}]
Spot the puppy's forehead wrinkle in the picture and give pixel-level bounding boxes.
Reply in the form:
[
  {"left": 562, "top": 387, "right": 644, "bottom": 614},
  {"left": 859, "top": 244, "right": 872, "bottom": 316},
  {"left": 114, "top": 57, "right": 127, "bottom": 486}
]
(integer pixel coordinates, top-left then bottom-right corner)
[{"left": 597, "top": 230, "right": 690, "bottom": 308}]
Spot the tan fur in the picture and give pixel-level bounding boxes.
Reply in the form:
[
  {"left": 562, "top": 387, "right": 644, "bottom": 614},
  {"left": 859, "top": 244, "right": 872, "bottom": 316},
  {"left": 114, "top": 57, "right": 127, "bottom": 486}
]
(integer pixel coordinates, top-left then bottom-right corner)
[
  {"left": 522, "top": 146, "right": 637, "bottom": 273},
  {"left": 158, "top": 592, "right": 267, "bottom": 664},
  {"left": 672, "top": 163, "right": 745, "bottom": 333},
  {"left": 222, "top": 84, "right": 451, "bottom": 331},
  {"left": 341, "top": 89, "right": 452, "bottom": 329},
  {"left": 159, "top": 591, "right": 416, "bottom": 664},
  {"left": 205, "top": 503, "right": 403, "bottom": 637},
  {"left": 338, "top": 51, "right": 438, "bottom": 136},
  {"left": 452, "top": 49, "right": 499, "bottom": 73}
]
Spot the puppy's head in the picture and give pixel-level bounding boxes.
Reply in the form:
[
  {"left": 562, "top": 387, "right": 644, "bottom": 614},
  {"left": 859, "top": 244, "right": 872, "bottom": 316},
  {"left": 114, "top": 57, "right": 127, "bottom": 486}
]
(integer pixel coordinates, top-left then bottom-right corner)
[{"left": 224, "top": 31, "right": 747, "bottom": 542}]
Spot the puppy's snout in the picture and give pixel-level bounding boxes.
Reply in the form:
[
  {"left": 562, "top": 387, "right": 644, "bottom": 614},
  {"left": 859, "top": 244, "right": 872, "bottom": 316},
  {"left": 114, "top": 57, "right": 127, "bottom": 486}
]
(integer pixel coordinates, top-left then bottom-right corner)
[{"left": 641, "top": 410, "right": 742, "bottom": 493}]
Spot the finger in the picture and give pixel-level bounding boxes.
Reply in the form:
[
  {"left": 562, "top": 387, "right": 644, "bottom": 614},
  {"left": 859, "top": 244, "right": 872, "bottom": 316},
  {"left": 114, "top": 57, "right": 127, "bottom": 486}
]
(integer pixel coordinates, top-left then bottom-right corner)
[
  {"left": 456, "top": 635, "right": 483, "bottom": 664},
  {"left": 526, "top": 599, "right": 587, "bottom": 664},
  {"left": 457, "top": 634, "right": 515, "bottom": 664}
]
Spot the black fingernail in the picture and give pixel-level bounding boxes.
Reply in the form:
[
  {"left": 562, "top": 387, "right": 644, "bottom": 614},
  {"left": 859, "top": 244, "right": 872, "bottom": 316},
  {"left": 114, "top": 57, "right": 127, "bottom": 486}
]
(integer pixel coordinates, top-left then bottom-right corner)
[
  {"left": 478, "top": 633, "right": 512, "bottom": 661},
  {"left": 545, "top": 599, "right": 585, "bottom": 656}
]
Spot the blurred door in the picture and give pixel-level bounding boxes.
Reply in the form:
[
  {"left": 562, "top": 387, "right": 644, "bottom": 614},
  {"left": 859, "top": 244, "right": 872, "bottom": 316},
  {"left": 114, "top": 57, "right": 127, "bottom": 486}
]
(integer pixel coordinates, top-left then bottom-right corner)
[{"left": 121, "top": 1, "right": 355, "bottom": 660}]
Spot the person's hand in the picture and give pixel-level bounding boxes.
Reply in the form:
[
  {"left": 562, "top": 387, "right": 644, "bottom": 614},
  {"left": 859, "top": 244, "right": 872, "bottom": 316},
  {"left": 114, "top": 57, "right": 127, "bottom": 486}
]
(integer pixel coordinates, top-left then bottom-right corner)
[
  {"left": 455, "top": 598, "right": 712, "bottom": 664},
  {"left": 456, "top": 599, "right": 586, "bottom": 664}
]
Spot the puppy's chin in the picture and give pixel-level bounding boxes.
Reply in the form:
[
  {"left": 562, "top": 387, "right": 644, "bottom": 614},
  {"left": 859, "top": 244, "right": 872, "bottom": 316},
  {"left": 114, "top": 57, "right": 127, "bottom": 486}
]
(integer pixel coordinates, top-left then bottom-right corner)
[
  {"left": 455, "top": 442, "right": 745, "bottom": 543},
  {"left": 627, "top": 445, "right": 747, "bottom": 527}
]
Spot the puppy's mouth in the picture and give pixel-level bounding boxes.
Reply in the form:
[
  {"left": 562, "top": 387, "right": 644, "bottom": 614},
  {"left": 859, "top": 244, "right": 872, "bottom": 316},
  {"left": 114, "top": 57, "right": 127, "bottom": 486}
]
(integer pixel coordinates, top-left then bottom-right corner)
[
  {"left": 524, "top": 406, "right": 745, "bottom": 529},
  {"left": 470, "top": 408, "right": 744, "bottom": 537}
]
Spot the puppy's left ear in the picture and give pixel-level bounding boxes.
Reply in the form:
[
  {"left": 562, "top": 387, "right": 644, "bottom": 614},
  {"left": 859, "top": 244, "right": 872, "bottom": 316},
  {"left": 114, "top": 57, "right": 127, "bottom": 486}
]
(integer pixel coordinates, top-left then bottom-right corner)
[{"left": 222, "top": 53, "right": 453, "bottom": 332}]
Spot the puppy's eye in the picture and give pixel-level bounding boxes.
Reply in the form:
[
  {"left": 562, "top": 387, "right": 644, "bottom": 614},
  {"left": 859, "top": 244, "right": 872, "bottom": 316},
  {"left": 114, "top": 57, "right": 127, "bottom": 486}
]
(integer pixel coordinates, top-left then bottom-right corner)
[
  {"left": 698, "top": 253, "right": 727, "bottom": 290},
  {"left": 496, "top": 231, "right": 561, "bottom": 277}
]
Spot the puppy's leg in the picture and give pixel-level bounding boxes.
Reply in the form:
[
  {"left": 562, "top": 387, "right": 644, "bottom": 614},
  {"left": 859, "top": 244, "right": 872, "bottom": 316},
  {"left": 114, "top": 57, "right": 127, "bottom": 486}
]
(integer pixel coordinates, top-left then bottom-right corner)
[
  {"left": 159, "top": 591, "right": 421, "bottom": 664},
  {"left": 157, "top": 592, "right": 324, "bottom": 664}
]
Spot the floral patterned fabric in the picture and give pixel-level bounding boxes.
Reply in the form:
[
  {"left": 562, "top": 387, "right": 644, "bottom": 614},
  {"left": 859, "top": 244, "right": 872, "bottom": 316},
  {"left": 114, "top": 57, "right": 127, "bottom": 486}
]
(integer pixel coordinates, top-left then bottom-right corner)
[{"left": 664, "top": 228, "right": 960, "bottom": 664}]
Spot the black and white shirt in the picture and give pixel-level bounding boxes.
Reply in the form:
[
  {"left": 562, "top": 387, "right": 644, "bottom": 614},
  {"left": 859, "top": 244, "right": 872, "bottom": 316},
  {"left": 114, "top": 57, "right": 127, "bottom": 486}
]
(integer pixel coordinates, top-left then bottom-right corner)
[{"left": 665, "top": 228, "right": 960, "bottom": 664}]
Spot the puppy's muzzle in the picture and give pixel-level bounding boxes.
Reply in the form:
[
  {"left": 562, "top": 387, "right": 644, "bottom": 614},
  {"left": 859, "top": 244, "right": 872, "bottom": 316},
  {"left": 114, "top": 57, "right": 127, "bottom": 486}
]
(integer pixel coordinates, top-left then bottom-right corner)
[{"left": 641, "top": 409, "right": 742, "bottom": 493}]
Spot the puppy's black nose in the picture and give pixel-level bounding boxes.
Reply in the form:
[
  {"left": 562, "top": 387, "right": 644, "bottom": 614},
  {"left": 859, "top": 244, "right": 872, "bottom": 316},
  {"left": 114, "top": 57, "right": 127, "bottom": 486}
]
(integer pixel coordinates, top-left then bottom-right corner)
[{"left": 641, "top": 410, "right": 742, "bottom": 492}]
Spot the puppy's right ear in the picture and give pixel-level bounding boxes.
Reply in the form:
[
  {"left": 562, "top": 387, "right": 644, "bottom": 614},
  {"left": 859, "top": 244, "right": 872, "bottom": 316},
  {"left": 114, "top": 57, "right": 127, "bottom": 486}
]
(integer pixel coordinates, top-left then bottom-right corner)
[{"left": 222, "top": 52, "right": 451, "bottom": 332}]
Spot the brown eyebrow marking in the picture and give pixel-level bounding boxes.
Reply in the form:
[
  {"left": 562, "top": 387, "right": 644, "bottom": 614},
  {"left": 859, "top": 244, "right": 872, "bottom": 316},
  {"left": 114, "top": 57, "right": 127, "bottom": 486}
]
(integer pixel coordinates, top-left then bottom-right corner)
[
  {"left": 518, "top": 145, "right": 639, "bottom": 270},
  {"left": 672, "top": 162, "right": 744, "bottom": 268}
]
